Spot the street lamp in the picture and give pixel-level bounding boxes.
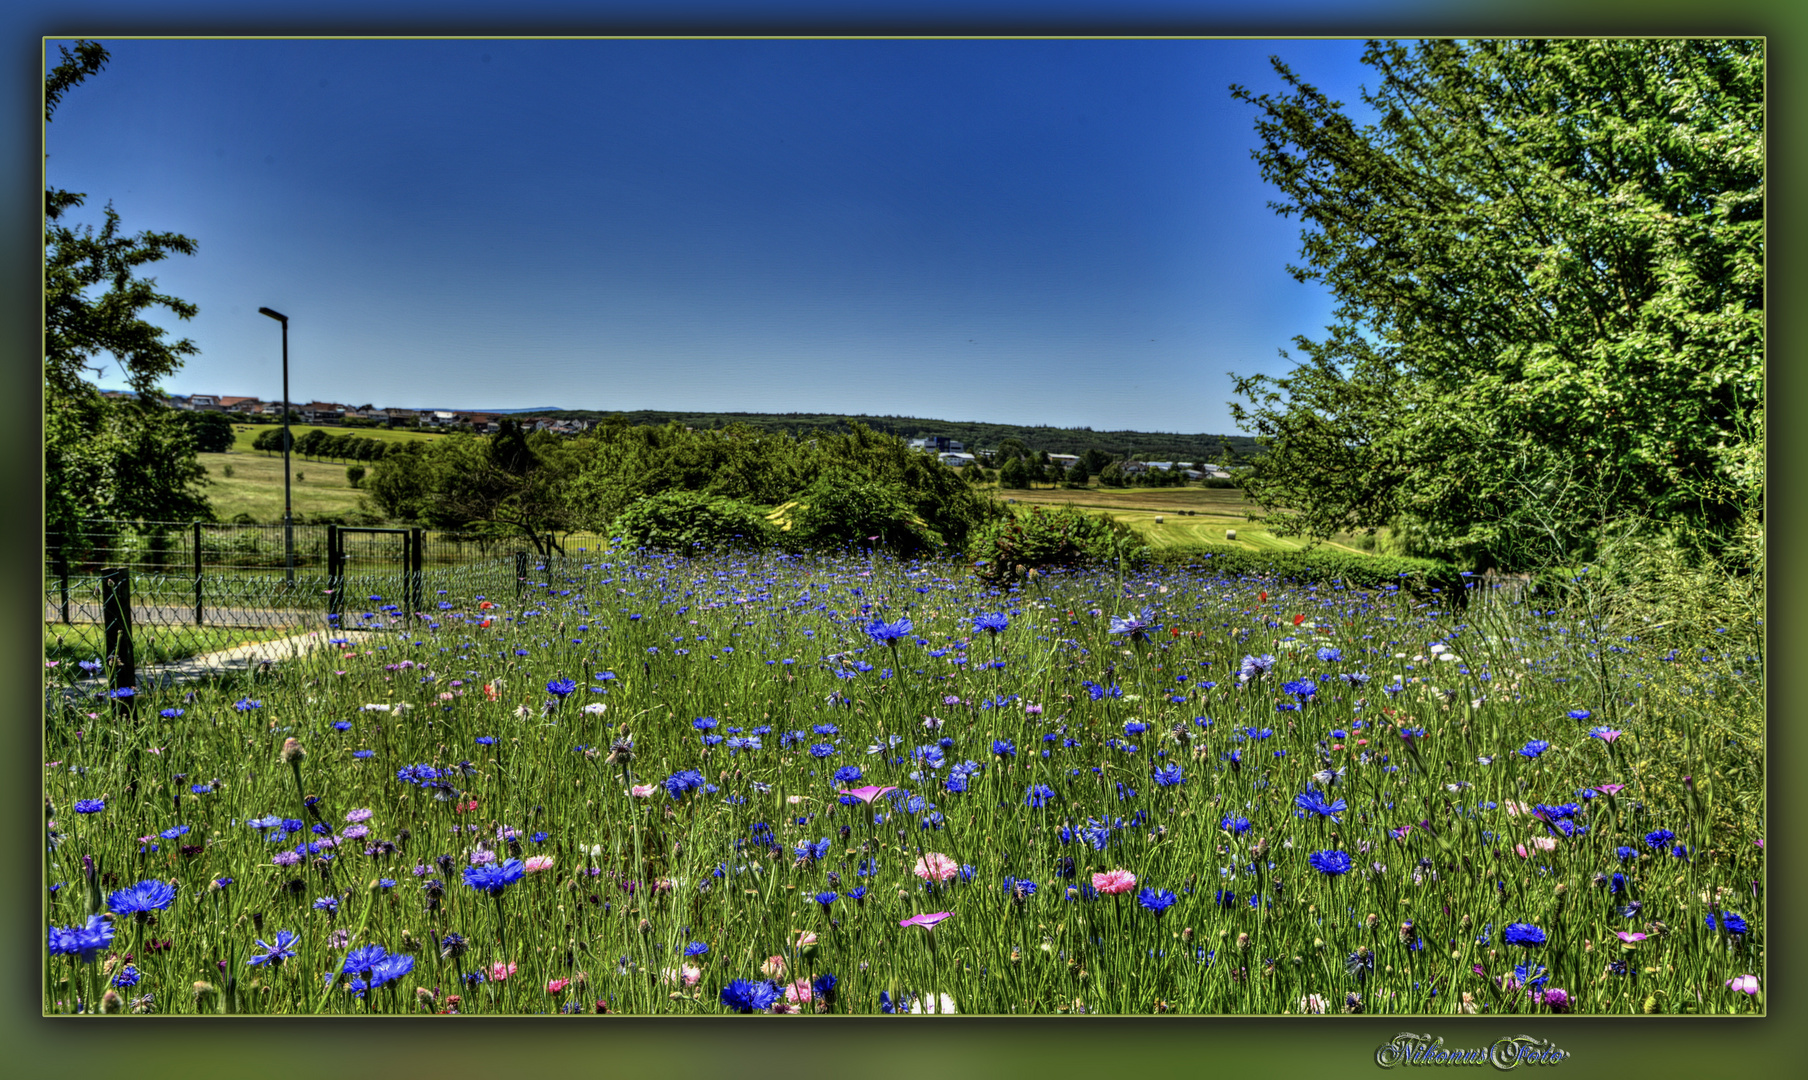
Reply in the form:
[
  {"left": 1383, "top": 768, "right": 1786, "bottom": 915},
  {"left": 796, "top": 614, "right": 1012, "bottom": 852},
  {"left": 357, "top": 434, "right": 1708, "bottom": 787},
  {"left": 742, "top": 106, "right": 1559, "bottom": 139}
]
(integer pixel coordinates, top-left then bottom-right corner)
[{"left": 257, "top": 306, "right": 294, "bottom": 583}]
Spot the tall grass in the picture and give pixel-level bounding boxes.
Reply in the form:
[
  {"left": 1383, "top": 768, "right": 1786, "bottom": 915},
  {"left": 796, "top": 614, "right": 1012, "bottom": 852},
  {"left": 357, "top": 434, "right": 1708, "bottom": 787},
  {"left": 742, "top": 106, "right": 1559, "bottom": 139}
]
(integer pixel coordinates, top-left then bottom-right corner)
[{"left": 43, "top": 547, "right": 1762, "bottom": 1016}]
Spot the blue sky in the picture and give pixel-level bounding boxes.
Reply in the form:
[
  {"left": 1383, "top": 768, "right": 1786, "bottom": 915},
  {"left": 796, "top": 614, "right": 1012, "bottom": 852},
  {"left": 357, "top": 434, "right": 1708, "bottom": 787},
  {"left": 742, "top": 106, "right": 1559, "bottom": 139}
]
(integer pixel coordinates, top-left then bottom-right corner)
[{"left": 47, "top": 36, "right": 1386, "bottom": 433}]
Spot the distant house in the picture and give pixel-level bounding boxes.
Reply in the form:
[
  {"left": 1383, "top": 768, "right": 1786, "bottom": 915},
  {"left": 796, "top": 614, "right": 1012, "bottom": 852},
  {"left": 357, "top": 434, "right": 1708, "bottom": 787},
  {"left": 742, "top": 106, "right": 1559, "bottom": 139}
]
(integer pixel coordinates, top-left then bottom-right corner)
[
  {"left": 1119, "top": 461, "right": 1149, "bottom": 476},
  {"left": 219, "top": 396, "right": 262, "bottom": 414},
  {"left": 1047, "top": 453, "right": 1080, "bottom": 469},
  {"left": 385, "top": 408, "right": 419, "bottom": 427},
  {"left": 908, "top": 435, "right": 964, "bottom": 452},
  {"left": 186, "top": 393, "right": 222, "bottom": 411},
  {"left": 425, "top": 410, "right": 459, "bottom": 426},
  {"left": 362, "top": 409, "right": 390, "bottom": 424},
  {"left": 297, "top": 401, "right": 346, "bottom": 423},
  {"left": 938, "top": 451, "right": 977, "bottom": 468}
]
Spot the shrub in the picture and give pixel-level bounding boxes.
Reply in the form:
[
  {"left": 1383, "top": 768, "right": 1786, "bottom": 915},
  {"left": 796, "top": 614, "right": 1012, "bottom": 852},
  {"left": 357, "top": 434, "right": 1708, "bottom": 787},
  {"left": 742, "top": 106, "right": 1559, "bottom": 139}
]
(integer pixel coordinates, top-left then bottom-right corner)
[
  {"left": 971, "top": 503, "right": 1144, "bottom": 585},
  {"left": 345, "top": 465, "right": 366, "bottom": 488},
  {"left": 610, "top": 490, "right": 776, "bottom": 553},
  {"left": 776, "top": 473, "right": 941, "bottom": 555}
]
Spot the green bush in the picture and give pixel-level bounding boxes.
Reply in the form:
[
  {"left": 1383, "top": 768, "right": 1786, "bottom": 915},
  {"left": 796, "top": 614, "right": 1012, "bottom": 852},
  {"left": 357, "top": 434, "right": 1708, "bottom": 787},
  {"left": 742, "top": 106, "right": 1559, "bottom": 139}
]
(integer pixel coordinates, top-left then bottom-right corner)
[
  {"left": 777, "top": 473, "right": 942, "bottom": 555},
  {"left": 1146, "top": 542, "right": 1466, "bottom": 597},
  {"left": 610, "top": 490, "right": 776, "bottom": 553},
  {"left": 971, "top": 503, "right": 1144, "bottom": 584}
]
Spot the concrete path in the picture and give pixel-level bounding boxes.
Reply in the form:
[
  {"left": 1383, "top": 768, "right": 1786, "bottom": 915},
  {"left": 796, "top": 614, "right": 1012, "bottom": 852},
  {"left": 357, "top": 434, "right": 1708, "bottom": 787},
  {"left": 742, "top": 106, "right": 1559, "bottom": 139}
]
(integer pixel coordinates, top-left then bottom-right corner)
[{"left": 45, "top": 628, "right": 346, "bottom": 709}]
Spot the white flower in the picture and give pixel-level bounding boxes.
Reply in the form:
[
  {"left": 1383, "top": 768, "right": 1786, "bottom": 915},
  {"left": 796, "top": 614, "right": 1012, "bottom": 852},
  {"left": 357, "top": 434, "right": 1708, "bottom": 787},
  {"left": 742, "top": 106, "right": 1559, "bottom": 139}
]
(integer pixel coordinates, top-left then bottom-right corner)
[
  {"left": 908, "top": 991, "right": 959, "bottom": 1014},
  {"left": 360, "top": 704, "right": 391, "bottom": 712},
  {"left": 582, "top": 702, "right": 607, "bottom": 715},
  {"left": 1299, "top": 994, "right": 1328, "bottom": 1014}
]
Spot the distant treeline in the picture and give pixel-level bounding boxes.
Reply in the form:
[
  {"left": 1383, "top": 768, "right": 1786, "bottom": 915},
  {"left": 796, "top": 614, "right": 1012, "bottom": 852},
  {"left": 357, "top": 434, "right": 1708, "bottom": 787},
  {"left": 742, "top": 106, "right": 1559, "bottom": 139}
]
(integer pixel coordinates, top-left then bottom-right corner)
[{"left": 515, "top": 409, "right": 1261, "bottom": 463}]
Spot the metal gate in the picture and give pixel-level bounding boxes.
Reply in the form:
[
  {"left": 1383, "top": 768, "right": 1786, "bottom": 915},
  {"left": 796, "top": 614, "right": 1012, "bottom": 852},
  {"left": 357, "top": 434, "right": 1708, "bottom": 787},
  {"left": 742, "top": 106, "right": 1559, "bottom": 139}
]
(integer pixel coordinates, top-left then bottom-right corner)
[{"left": 327, "top": 526, "right": 425, "bottom": 622}]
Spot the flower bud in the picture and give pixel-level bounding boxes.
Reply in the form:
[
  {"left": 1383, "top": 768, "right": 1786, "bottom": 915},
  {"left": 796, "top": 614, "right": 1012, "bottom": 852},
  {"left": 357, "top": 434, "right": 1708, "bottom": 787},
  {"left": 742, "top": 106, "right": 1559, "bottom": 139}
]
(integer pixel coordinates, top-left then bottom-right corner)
[{"left": 280, "top": 738, "right": 306, "bottom": 765}]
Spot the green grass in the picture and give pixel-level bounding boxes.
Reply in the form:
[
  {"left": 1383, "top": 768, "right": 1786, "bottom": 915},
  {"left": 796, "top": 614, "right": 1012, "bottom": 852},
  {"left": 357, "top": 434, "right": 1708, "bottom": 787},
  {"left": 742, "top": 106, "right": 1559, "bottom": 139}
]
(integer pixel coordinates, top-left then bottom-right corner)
[
  {"left": 42, "top": 546, "right": 1763, "bottom": 1016},
  {"left": 44, "top": 622, "right": 305, "bottom": 666},
  {"left": 198, "top": 451, "right": 373, "bottom": 522},
  {"left": 992, "top": 484, "right": 1372, "bottom": 554}
]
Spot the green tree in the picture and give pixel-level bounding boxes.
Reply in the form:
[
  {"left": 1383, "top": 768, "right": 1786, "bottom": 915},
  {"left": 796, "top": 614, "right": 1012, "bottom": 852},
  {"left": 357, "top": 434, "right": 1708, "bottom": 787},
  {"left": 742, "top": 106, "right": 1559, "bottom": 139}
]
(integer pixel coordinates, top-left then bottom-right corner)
[
  {"left": 1081, "top": 448, "right": 1113, "bottom": 475},
  {"left": 45, "top": 41, "right": 211, "bottom": 538},
  {"left": 998, "top": 456, "right": 1031, "bottom": 490},
  {"left": 181, "top": 409, "right": 235, "bottom": 453},
  {"left": 1064, "top": 460, "right": 1091, "bottom": 487},
  {"left": 1229, "top": 39, "right": 1762, "bottom": 569}
]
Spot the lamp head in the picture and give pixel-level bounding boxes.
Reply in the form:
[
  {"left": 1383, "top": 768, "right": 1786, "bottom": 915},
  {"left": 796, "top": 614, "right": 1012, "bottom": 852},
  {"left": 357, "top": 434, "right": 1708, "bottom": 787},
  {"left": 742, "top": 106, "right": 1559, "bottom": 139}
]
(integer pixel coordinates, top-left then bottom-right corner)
[{"left": 258, "top": 307, "right": 288, "bottom": 323}]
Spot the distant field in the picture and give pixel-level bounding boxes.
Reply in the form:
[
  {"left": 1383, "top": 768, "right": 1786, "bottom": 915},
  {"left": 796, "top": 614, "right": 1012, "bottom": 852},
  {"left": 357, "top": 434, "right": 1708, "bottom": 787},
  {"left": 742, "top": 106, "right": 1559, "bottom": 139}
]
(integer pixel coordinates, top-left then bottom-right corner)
[
  {"left": 197, "top": 450, "right": 371, "bottom": 521},
  {"left": 989, "top": 483, "right": 1374, "bottom": 555},
  {"left": 225, "top": 421, "right": 444, "bottom": 454}
]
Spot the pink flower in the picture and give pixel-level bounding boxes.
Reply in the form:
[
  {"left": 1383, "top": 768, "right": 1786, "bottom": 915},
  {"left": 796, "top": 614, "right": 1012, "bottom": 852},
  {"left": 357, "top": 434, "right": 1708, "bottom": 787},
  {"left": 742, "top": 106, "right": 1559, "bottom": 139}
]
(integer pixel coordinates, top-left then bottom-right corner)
[
  {"left": 914, "top": 852, "right": 960, "bottom": 883},
  {"left": 1092, "top": 869, "right": 1137, "bottom": 895},
  {"left": 783, "top": 978, "right": 815, "bottom": 1004},
  {"left": 489, "top": 961, "right": 516, "bottom": 982},
  {"left": 1535, "top": 987, "right": 1571, "bottom": 1012},
  {"left": 629, "top": 784, "right": 657, "bottom": 797},
  {"left": 546, "top": 978, "right": 570, "bottom": 993},
  {"left": 1025, "top": 703, "right": 1043, "bottom": 715},
  {"left": 760, "top": 954, "right": 787, "bottom": 979},
  {"left": 524, "top": 855, "right": 556, "bottom": 873},
  {"left": 1595, "top": 783, "right": 1625, "bottom": 795},
  {"left": 899, "top": 912, "right": 952, "bottom": 931},
  {"left": 1615, "top": 931, "right": 1647, "bottom": 944},
  {"left": 1531, "top": 836, "right": 1558, "bottom": 852},
  {"left": 838, "top": 785, "right": 899, "bottom": 805},
  {"left": 1514, "top": 844, "right": 1530, "bottom": 859},
  {"left": 1726, "top": 975, "right": 1760, "bottom": 995}
]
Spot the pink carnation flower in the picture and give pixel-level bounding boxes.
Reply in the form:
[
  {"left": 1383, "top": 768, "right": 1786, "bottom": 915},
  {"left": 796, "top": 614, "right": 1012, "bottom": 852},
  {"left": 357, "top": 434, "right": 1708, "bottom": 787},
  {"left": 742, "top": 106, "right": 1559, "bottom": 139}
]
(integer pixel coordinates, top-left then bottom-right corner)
[
  {"left": 914, "top": 852, "right": 960, "bottom": 883},
  {"left": 524, "top": 855, "right": 556, "bottom": 873},
  {"left": 1092, "top": 869, "right": 1137, "bottom": 895},
  {"left": 899, "top": 911, "right": 952, "bottom": 931},
  {"left": 629, "top": 784, "right": 657, "bottom": 797},
  {"left": 1727, "top": 975, "right": 1760, "bottom": 995},
  {"left": 490, "top": 961, "right": 516, "bottom": 982}
]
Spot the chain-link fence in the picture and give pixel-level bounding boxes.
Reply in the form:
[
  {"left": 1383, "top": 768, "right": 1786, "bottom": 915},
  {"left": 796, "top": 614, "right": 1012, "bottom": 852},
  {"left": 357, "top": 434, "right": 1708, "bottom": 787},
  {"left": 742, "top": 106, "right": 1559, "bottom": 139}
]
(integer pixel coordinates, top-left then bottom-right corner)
[{"left": 43, "top": 521, "right": 562, "bottom": 697}]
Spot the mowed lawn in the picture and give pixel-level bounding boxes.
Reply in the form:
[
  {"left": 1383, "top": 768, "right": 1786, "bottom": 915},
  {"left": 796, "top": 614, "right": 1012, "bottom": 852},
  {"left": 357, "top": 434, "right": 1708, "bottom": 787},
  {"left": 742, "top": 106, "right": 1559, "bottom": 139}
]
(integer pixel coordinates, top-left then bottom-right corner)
[
  {"left": 989, "top": 483, "right": 1373, "bottom": 554},
  {"left": 200, "top": 424, "right": 446, "bottom": 522}
]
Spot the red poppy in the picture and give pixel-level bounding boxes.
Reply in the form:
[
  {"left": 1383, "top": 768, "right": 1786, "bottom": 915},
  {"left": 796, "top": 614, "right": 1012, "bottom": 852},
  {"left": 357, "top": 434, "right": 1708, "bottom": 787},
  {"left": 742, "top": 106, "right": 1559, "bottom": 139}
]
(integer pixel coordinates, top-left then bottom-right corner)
[
  {"left": 478, "top": 618, "right": 492, "bottom": 629},
  {"left": 1258, "top": 591, "right": 1268, "bottom": 602},
  {"left": 479, "top": 601, "right": 495, "bottom": 610},
  {"left": 1292, "top": 614, "right": 1306, "bottom": 626}
]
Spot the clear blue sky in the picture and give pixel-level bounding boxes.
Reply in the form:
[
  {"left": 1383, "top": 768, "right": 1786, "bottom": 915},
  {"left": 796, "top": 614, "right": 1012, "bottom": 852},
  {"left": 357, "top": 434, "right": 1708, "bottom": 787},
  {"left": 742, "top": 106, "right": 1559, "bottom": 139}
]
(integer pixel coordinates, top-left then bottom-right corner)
[{"left": 47, "top": 36, "right": 1385, "bottom": 433}]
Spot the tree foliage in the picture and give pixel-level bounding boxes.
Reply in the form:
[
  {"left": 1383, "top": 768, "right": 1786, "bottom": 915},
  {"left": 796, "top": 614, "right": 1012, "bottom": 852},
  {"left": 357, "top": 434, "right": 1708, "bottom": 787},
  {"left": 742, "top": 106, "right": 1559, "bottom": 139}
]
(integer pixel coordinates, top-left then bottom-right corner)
[
  {"left": 45, "top": 41, "right": 212, "bottom": 538},
  {"left": 1229, "top": 40, "right": 1763, "bottom": 569},
  {"left": 363, "top": 422, "right": 580, "bottom": 556}
]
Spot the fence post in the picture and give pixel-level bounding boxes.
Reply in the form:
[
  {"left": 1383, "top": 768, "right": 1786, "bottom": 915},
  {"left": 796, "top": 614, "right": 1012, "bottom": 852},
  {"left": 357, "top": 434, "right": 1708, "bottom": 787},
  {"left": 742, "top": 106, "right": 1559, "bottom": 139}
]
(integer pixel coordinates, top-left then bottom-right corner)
[
  {"left": 101, "top": 567, "right": 136, "bottom": 697},
  {"left": 193, "top": 521, "right": 205, "bottom": 627},
  {"left": 326, "top": 524, "right": 341, "bottom": 623},
  {"left": 516, "top": 550, "right": 528, "bottom": 600},
  {"left": 55, "top": 542, "right": 71, "bottom": 624},
  {"left": 409, "top": 527, "right": 424, "bottom": 615}
]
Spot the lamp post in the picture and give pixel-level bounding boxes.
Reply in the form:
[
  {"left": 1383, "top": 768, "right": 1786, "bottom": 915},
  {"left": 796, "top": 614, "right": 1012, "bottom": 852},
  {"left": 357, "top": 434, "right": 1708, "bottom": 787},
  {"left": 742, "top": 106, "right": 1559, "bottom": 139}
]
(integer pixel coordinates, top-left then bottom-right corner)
[{"left": 257, "top": 306, "right": 294, "bottom": 583}]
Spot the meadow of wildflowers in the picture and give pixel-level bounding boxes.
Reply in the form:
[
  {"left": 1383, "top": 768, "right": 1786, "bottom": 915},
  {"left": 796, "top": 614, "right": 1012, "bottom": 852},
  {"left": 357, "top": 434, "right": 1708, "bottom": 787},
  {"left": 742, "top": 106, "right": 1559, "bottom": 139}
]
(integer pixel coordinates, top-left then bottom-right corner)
[{"left": 43, "top": 548, "right": 1763, "bottom": 1016}]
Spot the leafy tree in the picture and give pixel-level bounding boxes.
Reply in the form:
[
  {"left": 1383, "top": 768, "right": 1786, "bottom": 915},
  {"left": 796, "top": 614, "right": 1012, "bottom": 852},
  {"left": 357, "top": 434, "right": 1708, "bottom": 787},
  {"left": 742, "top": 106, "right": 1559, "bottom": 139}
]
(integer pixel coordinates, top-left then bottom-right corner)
[
  {"left": 252, "top": 427, "right": 292, "bottom": 455},
  {"left": 181, "top": 409, "right": 235, "bottom": 453},
  {"left": 295, "top": 428, "right": 329, "bottom": 458},
  {"left": 366, "top": 427, "right": 581, "bottom": 556},
  {"left": 786, "top": 472, "right": 941, "bottom": 555},
  {"left": 1229, "top": 40, "right": 1763, "bottom": 569},
  {"left": 1097, "top": 461, "right": 1127, "bottom": 488},
  {"left": 1064, "top": 460, "right": 1091, "bottom": 487},
  {"left": 45, "top": 41, "right": 211, "bottom": 538},
  {"left": 345, "top": 465, "right": 366, "bottom": 489},
  {"left": 998, "top": 456, "right": 1030, "bottom": 490},
  {"left": 1080, "top": 448, "right": 1113, "bottom": 475}
]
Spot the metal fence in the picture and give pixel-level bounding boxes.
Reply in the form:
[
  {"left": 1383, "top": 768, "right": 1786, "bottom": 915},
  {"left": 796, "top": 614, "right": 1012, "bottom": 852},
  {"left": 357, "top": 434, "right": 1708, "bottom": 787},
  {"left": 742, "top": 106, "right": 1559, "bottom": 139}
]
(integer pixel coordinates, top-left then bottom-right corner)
[{"left": 43, "top": 521, "right": 566, "bottom": 697}]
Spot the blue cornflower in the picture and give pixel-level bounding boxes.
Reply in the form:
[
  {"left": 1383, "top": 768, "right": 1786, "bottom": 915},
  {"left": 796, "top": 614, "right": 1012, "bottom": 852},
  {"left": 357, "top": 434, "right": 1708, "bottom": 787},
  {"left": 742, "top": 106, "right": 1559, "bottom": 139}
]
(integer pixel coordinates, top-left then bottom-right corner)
[
  {"left": 1514, "top": 962, "right": 1549, "bottom": 991},
  {"left": 160, "top": 708, "right": 185, "bottom": 719},
  {"left": 546, "top": 678, "right": 577, "bottom": 697},
  {"left": 1503, "top": 923, "right": 1547, "bottom": 947},
  {"left": 233, "top": 698, "right": 262, "bottom": 711},
  {"left": 1238, "top": 654, "right": 1276, "bottom": 680},
  {"left": 973, "top": 612, "right": 1009, "bottom": 635},
  {"left": 833, "top": 765, "right": 863, "bottom": 783},
  {"left": 795, "top": 838, "right": 831, "bottom": 861},
  {"left": 1294, "top": 790, "right": 1347, "bottom": 820},
  {"left": 1316, "top": 647, "right": 1342, "bottom": 663},
  {"left": 1025, "top": 784, "right": 1056, "bottom": 809},
  {"left": 1567, "top": 709, "right": 1593, "bottom": 721},
  {"left": 529, "top": 832, "right": 549, "bottom": 844},
  {"left": 1281, "top": 678, "right": 1317, "bottom": 700},
  {"left": 368, "top": 953, "right": 415, "bottom": 989},
  {"left": 1220, "top": 815, "right": 1251, "bottom": 834},
  {"left": 313, "top": 896, "right": 339, "bottom": 914},
  {"left": 1152, "top": 763, "right": 1185, "bottom": 787},
  {"left": 74, "top": 799, "right": 105, "bottom": 814},
  {"left": 1519, "top": 740, "right": 1551, "bottom": 759},
  {"left": 1644, "top": 829, "right": 1676, "bottom": 849},
  {"left": 1706, "top": 912, "right": 1749, "bottom": 935},
  {"left": 332, "top": 720, "right": 352, "bottom": 731},
  {"left": 814, "top": 891, "right": 837, "bottom": 910},
  {"left": 475, "top": 736, "right": 496, "bottom": 746},
  {"left": 683, "top": 942, "right": 710, "bottom": 957},
  {"left": 1214, "top": 889, "right": 1238, "bottom": 907},
  {"left": 108, "top": 879, "right": 177, "bottom": 915},
  {"left": 342, "top": 944, "right": 389, "bottom": 978},
  {"left": 1308, "top": 850, "right": 1352, "bottom": 876},
  {"left": 111, "top": 964, "right": 142, "bottom": 988},
  {"left": 864, "top": 617, "right": 914, "bottom": 645},
  {"left": 247, "top": 930, "right": 299, "bottom": 967},
  {"left": 1109, "top": 607, "right": 1159, "bottom": 640},
  {"left": 108, "top": 687, "right": 135, "bottom": 699},
  {"left": 1136, "top": 888, "right": 1178, "bottom": 916},
  {"left": 720, "top": 979, "right": 780, "bottom": 1013},
  {"left": 159, "top": 825, "right": 191, "bottom": 840},
  {"left": 48, "top": 915, "right": 114, "bottom": 962},
  {"left": 992, "top": 739, "right": 1016, "bottom": 758},
  {"left": 811, "top": 973, "right": 838, "bottom": 1003},
  {"left": 662, "top": 769, "right": 707, "bottom": 798},
  {"left": 1616, "top": 846, "right": 1638, "bottom": 861},
  {"left": 462, "top": 858, "right": 526, "bottom": 897},
  {"left": 808, "top": 743, "right": 837, "bottom": 759},
  {"left": 693, "top": 717, "right": 718, "bottom": 731}
]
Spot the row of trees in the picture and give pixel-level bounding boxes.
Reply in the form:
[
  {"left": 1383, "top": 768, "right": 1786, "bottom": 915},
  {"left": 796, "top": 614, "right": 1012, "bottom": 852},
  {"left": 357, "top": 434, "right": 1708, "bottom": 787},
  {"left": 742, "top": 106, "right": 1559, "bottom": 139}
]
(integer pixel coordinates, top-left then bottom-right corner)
[
  {"left": 362, "top": 418, "right": 1001, "bottom": 558},
  {"left": 250, "top": 427, "right": 407, "bottom": 464},
  {"left": 1229, "top": 39, "right": 1763, "bottom": 574}
]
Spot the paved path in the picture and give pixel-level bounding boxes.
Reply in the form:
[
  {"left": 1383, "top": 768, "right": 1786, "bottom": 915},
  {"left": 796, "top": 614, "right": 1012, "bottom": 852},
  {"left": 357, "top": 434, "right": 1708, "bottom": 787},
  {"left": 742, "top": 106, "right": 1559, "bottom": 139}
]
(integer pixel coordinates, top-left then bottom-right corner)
[{"left": 45, "top": 628, "right": 347, "bottom": 708}]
